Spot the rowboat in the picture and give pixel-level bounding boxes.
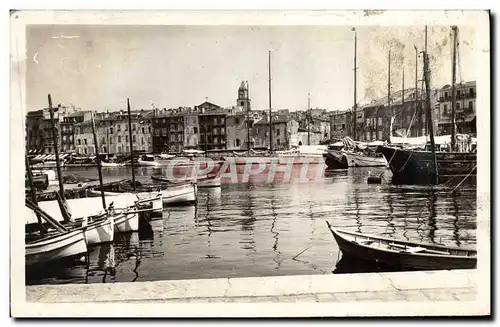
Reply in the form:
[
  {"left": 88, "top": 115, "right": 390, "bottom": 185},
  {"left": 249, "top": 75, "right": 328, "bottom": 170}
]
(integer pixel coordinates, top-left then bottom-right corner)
[
  {"left": 326, "top": 222, "right": 477, "bottom": 270},
  {"left": 25, "top": 229, "right": 87, "bottom": 266},
  {"left": 151, "top": 174, "right": 221, "bottom": 188}
]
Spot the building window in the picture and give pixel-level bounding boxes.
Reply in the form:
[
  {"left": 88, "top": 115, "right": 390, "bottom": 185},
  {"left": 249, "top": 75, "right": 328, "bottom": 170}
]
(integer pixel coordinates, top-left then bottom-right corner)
[
  {"left": 366, "top": 119, "right": 370, "bottom": 127},
  {"left": 194, "top": 127, "right": 198, "bottom": 133},
  {"left": 84, "top": 139, "right": 87, "bottom": 145},
  {"left": 155, "top": 129, "right": 160, "bottom": 136},
  {"left": 365, "top": 131, "right": 370, "bottom": 140},
  {"left": 444, "top": 92, "right": 448, "bottom": 98},
  {"left": 118, "top": 146, "right": 122, "bottom": 153},
  {"left": 117, "top": 125, "right": 121, "bottom": 132},
  {"left": 276, "top": 129, "right": 280, "bottom": 136},
  {"left": 109, "top": 138, "right": 113, "bottom": 144},
  {"left": 378, "top": 130, "right": 383, "bottom": 140},
  {"left": 110, "top": 127, "right": 113, "bottom": 134},
  {"left": 236, "top": 139, "right": 241, "bottom": 147},
  {"left": 468, "top": 101, "right": 473, "bottom": 111},
  {"left": 342, "top": 123, "right": 345, "bottom": 129},
  {"left": 102, "top": 137, "right": 106, "bottom": 144},
  {"left": 125, "top": 135, "right": 129, "bottom": 142},
  {"left": 469, "top": 88, "right": 474, "bottom": 96},
  {"left": 141, "top": 137, "right": 144, "bottom": 145},
  {"left": 132, "top": 124, "right": 136, "bottom": 131},
  {"left": 148, "top": 127, "right": 151, "bottom": 133},
  {"left": 77, "top": 139, "right": 81, "bottom": 145},
  {"left": 235, "top": 118, "right": 240, "bottom": 124},
  {"left": 457, "top": 90, "right": 461, "bottom": 97},
  {"left": 132, "top": 135, "right": 136, "bottom": 143},
  {"left": 141, "top": 127, "right": 145, "bottom": 134},
  {"left": 162, "top": 128, "right": 167, "bottom": 136},
  {"left": 118, "top": 135, "right": 121, "bottom": 142},
  {"left": 443, "top": 104, "right": 448, "bottom": 115},
  {"left": 456, "top": 102, "right": 460, "bottom": 110},
  {"left": 84, "top": 148, "right": 87, "bottom": 154}
]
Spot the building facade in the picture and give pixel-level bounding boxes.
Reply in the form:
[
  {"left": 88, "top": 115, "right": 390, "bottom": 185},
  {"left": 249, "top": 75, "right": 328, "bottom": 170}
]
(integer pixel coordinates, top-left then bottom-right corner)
[
  {"left": 226, "top": 112, "right": 249, "bottom": 150},
  {"left": 330, "top": 110, "right": 352, "bottom": 141},
  {"left": 437, "top": 81, "right": 476, "bottom": 135},
  {"left": 253, "top": 115, "right": 298, "bottom": 150}
]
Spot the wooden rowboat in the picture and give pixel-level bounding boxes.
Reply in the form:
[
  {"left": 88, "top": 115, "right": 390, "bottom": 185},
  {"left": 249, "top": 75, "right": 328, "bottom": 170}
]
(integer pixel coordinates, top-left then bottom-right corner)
[
  {"left": 26, "top": 229, "right": 87, "bottom": 266},
  {"left": 326, "top": 222, "right": 477, "bottom": 270}
]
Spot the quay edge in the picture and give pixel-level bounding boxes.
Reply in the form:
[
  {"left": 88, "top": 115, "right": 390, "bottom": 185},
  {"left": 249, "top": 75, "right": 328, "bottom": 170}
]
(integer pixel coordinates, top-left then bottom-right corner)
[{"left": 17, "top": 269, "right": 487, "bottom": 317}]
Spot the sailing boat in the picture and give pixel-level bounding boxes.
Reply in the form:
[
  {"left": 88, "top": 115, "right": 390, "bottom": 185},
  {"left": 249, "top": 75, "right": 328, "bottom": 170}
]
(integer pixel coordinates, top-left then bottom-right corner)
[
  {"left": 323, "top": 29, "right": 388, "bottom": 170},
  {"left": 377, "top": 26, "right": 477, "bottom": 185}
]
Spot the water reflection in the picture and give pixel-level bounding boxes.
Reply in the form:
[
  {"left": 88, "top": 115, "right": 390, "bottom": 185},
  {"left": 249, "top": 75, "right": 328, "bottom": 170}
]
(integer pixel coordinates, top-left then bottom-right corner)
[{"left": 27, "top": 166, "right": 477, "bottom": 285}]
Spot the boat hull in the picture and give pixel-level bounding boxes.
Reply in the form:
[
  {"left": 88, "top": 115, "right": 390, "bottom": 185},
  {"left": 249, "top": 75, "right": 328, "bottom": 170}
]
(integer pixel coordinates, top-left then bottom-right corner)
[
  {"left": 114, "top": 211, "right": 139, "bottom": 233},
  {"left": 137, "top": 160, "right": 161, "bottom": 167},
  {"left": 377, "top": 145, "right": 477, "bottom": 185},
  {"left": 277, "top": 155, "right": 325, "bottom": 165},
  {"left": 82, "top": 217, "right": 115, "bottom": 245},
  {"left": 160, "top": 183, "right": 197, "bottom": 205},
  {"left": 323, "top": 151, "right": 348, "bottom": 169},
  {"left": 342, "top": 151, "right": 388, "bottom": 167},
  {"left": 329, "top": 227, "right": 476, "bottom": 270},
  {"left": 26, "top": 230, "right": 87, "bottom": 266}
]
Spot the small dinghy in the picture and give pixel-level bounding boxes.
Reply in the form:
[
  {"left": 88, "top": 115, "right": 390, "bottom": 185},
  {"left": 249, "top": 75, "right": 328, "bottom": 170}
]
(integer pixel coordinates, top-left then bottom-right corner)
[
  {"left": 367, "top": 171, "right": 384, "bottom": 184},
  {"left": 326, "top": 221, "right": 477, "bottom": 270}
]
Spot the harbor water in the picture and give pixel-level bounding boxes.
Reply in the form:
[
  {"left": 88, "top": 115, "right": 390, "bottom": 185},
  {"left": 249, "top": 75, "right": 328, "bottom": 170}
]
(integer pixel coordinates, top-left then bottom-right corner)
[{"left": 26, "top": 165, "right": 477, "bottom": 285}]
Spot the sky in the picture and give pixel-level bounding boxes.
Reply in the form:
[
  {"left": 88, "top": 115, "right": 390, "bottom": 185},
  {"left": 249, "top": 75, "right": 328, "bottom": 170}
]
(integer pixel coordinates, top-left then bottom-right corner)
[{"left": 25, "top": 24, "right": 477, "bottom": 112}]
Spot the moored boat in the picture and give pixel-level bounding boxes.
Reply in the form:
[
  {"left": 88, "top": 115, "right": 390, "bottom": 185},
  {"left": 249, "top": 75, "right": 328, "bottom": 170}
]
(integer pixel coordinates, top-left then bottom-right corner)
[
  {"left": 151, "top": 174, "right": 221, "bottom": 188},
  {"left": 25, "top": 229, "right": 88, "bottom": 267},
  {"left": 376, "top": 144, "right": 477, "bottom": 185},
  {"left": 137, "top": 154, "right": 161, "bottom": 166},
  {"left": 90, "top": 179, "right": 197, "bottom": 206},
  {"left": 326, "top": 222, "right": 477, "bottom": 270}
]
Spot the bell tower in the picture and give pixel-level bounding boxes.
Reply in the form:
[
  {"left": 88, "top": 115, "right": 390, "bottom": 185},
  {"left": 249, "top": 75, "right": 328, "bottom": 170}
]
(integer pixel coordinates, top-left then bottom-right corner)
[{"left": 237, "top": 81, "right": 251, "bottom": 112}]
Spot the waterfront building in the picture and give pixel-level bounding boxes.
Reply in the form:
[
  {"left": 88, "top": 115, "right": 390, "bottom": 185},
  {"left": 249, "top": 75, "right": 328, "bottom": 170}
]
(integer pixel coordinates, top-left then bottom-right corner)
[
  {"left": 359, "top": 88, "right": 439, "bottom": 142},
  {"left": 25, "top": 105, "right": 70, "bottom": 155},
  {"left": 226, "top": 111, "right": 250, "bottom": 150},
  {"left": 252, "top": 115, "right": 299, "bottom": 150},
  {"left": 330, "top": 110, "right": 352, "bottom": 141},
  {"left": 437, "top": 81, "right": 476, "bottom": 135}
]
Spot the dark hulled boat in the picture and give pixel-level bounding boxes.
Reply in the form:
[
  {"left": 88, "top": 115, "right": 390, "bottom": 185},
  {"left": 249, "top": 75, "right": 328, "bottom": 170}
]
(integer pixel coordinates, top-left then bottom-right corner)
[
  {"left": 326, "top": 222, "right": 477, "bottom": 270},
  {"left": 377, "top": 145, "right": 477, "bottom": 185}
]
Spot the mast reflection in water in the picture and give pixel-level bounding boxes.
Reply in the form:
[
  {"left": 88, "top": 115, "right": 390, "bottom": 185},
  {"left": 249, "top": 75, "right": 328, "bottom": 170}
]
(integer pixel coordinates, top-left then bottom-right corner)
[{"left": 26, "top": 166, "right": 477, "bottom": 285}]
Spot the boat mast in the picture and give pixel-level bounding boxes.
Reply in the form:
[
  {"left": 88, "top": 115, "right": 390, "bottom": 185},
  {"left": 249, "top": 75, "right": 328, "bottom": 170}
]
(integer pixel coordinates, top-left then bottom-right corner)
[
  {"left": 268, "top": 50, "right": 273, "bottom": 152},
  {"left": 307, "top": 93, "right": 311, "bottom": 145},
  {"left": 353, "top": 27, "right": 357, "bottom": 141},
  {"left": 25, "top": 154, "right": 46, "bottom": 232},
  {"left": 48, "top": 94, "right": 65, "bottom": 201},
  {"left": 127, "top": 98, "right": 136, "bottom": 192},
  {"left": 387, "top": 50, "right": 391, "bottom": 141},
  {"left": 246, "top": 80, "right": 251, "bottom": 153},
  {"left": 414, "top": 45, "right": 418, "bottom": 137},
  {"left": 451, "top": 26, "right": 458, "bottom": 151},
  {"left": 422, "top": 27, "right": 439, "bottom": 185},
  {"left": 91, "top": 112, "right": 107, "bottom": 210},
  {"left": 402, "top": 68, "right": 405, "bottom": 107}
]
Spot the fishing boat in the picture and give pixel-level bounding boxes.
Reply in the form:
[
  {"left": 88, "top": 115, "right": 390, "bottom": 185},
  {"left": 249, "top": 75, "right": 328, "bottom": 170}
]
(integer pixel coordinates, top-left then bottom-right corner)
[
  {"left": 326, "top": 222, "right": 477, "bottom": 270},
  {"left": 151, "top": 174, "right": 221, "bottom": 188},
  {"left": 25, "top": 200, "right": 88, "bottom": 266},
  {"left": 137, "top": 154, "right": 161, "bottom": 166},
  {"left": 25, "top": 228, "right": 88, "bottom": 267},
  {"left": 111, "top": 206, "right": 140, "bottom": 233},
  {"left": 277, "top": 145, "right": 327, "bottom": 165},
  {"left": 100, "top": 161, "right": 124, "bottom": 168},
  {"left": 377, "top": 26, "right": 477, "bottom": 185},
  {"left": 158, "top": 153, "right": 176, "bottom": 160},
  {"left": 90, "top": 179, "right": 196, "bottom": 206},
  {"left": 323, "top": 138, "right": 387, "bottom": 169}
]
